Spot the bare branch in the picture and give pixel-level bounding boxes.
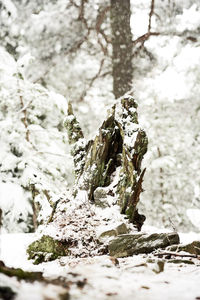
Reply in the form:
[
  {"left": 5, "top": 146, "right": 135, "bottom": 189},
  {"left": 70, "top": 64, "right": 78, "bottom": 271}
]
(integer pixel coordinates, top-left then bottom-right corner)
[
  {"left": 79, "top": 58, "right": 105, "bottom": 101},
  {"left": 95, "top": 6, "right": 110, "bottom": 33},
  {"left": 148, "top": 0, "right": 155, "bottom": 32},
  {"left": 132, "top": 0, "right": 158, "bottom": 56},
  {"left": 154, "top": 251, "right": 200, "bottom": 259}
]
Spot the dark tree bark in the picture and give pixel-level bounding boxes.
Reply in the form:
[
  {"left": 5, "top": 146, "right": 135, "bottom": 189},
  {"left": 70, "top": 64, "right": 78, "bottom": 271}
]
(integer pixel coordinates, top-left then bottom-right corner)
[{"left": 110, "top": 0, "right": 133, "bottom": 99}]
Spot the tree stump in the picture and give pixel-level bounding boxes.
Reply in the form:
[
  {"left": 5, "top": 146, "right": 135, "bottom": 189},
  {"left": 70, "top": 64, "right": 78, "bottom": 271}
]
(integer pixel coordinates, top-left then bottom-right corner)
[{"left": 64, "top": 95, "right": 148, "bottom": 230}]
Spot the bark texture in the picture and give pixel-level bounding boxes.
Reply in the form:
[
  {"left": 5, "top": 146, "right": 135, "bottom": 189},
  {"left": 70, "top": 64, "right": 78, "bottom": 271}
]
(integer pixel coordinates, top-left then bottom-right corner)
[
  {"left": 110, "top": 0, "right": 133, "bottom": 98},
  {"left": 65, "top": 96, "right": 148, "bottom": 230}
]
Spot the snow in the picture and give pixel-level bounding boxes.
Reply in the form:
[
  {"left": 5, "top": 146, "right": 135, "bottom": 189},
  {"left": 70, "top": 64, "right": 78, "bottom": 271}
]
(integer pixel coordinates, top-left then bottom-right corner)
[
  {"left": 186, "top": 209, "right": 200, "bottom": 230},
  {"left": 1, "top": 230, "right": 200, "bottom": 300},
  {"left": 0, "top": 182, "right": 32, "bottom": 233},
  {"left": 176, "top": 4, "right": 200, "bottom": 32}
]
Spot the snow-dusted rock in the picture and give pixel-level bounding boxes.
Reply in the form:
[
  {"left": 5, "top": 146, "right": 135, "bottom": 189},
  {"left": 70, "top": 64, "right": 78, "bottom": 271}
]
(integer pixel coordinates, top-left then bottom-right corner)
[
  {"left": 94, "top": 187, "right": 110, "bottom": 208},
  {"left": 167, "top": 240, "right": 200, "bottom": 255},
  {"left": 98, "top": 223, "right": 129, "bottom": 243},
  {"left": 27, "top": 235, "right": 67, "bottom": 264},
  {"left": 108, "top": 232, "right": 180, "bottom": 258}
]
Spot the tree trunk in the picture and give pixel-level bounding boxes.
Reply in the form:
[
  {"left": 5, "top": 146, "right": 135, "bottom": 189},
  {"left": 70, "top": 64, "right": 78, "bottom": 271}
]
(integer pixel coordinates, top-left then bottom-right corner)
[
  {"left": 110, "top": 0, "right": 133, "bottom": 98},
  {"left": 65, "top": 96, "right": 148, "bottom": 230}
]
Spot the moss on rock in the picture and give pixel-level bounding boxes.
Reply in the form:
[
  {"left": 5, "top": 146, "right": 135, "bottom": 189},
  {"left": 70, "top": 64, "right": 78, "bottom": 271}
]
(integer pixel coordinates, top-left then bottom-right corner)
[{"left": 27, "top": 235, "right": 67, "bottom": 264}]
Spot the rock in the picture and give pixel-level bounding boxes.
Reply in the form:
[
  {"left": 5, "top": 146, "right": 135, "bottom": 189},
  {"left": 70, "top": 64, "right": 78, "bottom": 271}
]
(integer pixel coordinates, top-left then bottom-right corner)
[
  {"left": 152, "top": 260, "right": 165, "bottom": 273},
  {"left": 98, "top": 229, "right": 117, "bottom": 243},
  {"left": 98, "top": 223, "right": 129, "bottom": 243},
  {"left": 116, "top": 223, "right": 129, "bottom": 235},
  {"left": 108, "top": 232, "right": 180, "bottom": 258},
  {"left": 27, "top": 235, "right": 67, "bottom": 264},
  {"left": 94, "top": 187, "right": 108, "bottom": 200},
  {"left": 167, "top": 241, "right": 200, "bottom": 255},
  {"left": 94, "top": 187, "right": 109, "bottom": 208}
]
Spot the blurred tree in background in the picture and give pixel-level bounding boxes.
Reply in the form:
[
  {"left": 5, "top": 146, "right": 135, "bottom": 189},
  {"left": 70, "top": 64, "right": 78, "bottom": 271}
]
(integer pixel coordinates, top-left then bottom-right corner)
[{"left": 110, "top": 0, "right": 133, "bottom": 98}]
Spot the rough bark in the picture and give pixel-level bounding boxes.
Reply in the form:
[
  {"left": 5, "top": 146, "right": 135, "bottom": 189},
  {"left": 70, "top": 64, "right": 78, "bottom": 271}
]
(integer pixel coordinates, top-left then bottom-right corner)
[
  {"left": 110, "top": 0, "right": 133, "bottom": 98},
  {"left": 65, "top": 96, "right": 148, "bottom": 229}
]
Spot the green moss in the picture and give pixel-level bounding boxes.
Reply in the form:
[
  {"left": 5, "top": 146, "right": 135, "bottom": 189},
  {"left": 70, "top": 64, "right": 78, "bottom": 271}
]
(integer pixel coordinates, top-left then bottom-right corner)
[{"left": 27, "top": 235, "right": 67, "bottom": 264}]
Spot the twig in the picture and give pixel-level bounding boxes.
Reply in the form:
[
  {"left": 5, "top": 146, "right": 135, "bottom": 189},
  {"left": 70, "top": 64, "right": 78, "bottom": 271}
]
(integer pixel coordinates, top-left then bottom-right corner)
[
  {"left": 47, "top": 200, "right": 60, "bottom": 223},
  {"left": 154, "top": 251, "right": 200, "bottom": 259},
  {"left": 96, "top": 6, "right": 111, "bottom": 56},
  {"left": 78, "top": 0, "right": 90, "bottom": 32},
  {"left": 148, "top": 0, "right": 155, "bottom": 32},
  {"left": 96, "top": 6, "right": 110, "bottom": 33},
  {"left": 17, "top": 99, "right": 33, "bottom": 114},
  {"left": 79, "top": 58, "right": 105, "bottom": 101},
  {"left": 132, "top": 0, "right": 159, "bottom": 56},
  {"left": 133, "top": 32, "right": 160, "bottom": 46}
]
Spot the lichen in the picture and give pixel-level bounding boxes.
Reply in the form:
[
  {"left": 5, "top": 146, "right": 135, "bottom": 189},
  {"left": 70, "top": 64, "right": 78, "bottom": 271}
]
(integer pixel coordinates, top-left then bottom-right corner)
[{"left": 27, "top": 235, "right": 67, "bottom": 264}]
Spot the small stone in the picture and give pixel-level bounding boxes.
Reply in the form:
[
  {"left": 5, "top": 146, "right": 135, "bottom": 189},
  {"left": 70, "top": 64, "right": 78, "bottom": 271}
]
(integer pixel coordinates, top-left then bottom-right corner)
[
  {"left": 116, "top": 223, "right": 128, "bottom": 235},
  {"left": 94, "top": 187, "right": 109, "bottom": 208},
  {"left": 94, "top": 187, "right": 108, "bottom": 199},
  {"left": 98, "top": 229, "right": 117, "bottom": 241},
  {"left": 152, "top": 260, "right": 165, "bottom": 273}
]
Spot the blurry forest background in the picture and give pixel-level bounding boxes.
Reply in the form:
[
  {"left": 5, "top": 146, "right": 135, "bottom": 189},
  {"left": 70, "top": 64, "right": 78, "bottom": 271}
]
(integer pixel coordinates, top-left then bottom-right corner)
[{"left": 0, "top": 0, "right": 200, "bottom": 233}]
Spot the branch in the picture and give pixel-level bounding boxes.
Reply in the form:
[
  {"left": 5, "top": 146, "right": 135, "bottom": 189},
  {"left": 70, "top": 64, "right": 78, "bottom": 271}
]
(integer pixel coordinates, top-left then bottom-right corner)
[
  {"left": 133, "top": 32, "right": 160, "bottom": 46},
  {"left": 95, "top": 6, "right": 110, "bottom": 33},
  {"left": 79, "top": 58, "right": 105, "bottom": 101},
  {"left": 132, "top": 0, "right": 158, "bottom": 56},
  {"left": 154, "top": 251, "right": 200, "bottom": 259},
  {"left": 148, "top": 0, "right": 155, "bottom": 32},
  {"left": 78, "top": 0, "right": 90, "bottom": 32},
  {"left": 95, "top": 6, "right": 111, "bottom": 56}
]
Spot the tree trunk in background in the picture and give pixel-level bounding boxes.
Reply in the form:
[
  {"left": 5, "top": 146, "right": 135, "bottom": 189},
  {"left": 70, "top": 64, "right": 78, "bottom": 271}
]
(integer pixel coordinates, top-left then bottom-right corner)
[{"left": 110, "top": 0, "right": 133, "bottom": 99}]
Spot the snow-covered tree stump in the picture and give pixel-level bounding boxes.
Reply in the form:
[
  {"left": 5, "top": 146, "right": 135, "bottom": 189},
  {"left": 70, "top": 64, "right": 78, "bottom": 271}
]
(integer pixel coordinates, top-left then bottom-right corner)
[{"left": 64, "top": 95, "right": 148, "bottom": 230}]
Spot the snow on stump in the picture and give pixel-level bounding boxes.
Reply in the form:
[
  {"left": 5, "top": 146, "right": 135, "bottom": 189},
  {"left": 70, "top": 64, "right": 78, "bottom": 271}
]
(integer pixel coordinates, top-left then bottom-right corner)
[
  {"left": 26, "top": 95, "right": 149, "bottom": 264},
  {"left": 108, "top": 232, "right": 180, "bottom": 258},
  {"left": 64, "top": 95, "right": 148, "bottom": 230}
]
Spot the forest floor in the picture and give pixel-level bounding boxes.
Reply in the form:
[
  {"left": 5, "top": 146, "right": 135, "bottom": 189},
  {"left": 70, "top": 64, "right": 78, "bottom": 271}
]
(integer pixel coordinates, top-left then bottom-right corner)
[{"left": 0, "top": 229, "right": 200, "bottom": 300}]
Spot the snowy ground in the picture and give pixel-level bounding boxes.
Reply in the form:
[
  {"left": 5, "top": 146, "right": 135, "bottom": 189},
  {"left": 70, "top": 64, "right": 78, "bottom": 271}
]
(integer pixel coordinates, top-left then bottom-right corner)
[{"left": 1, "top": 230, "right": 200, "bottom": 300}]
